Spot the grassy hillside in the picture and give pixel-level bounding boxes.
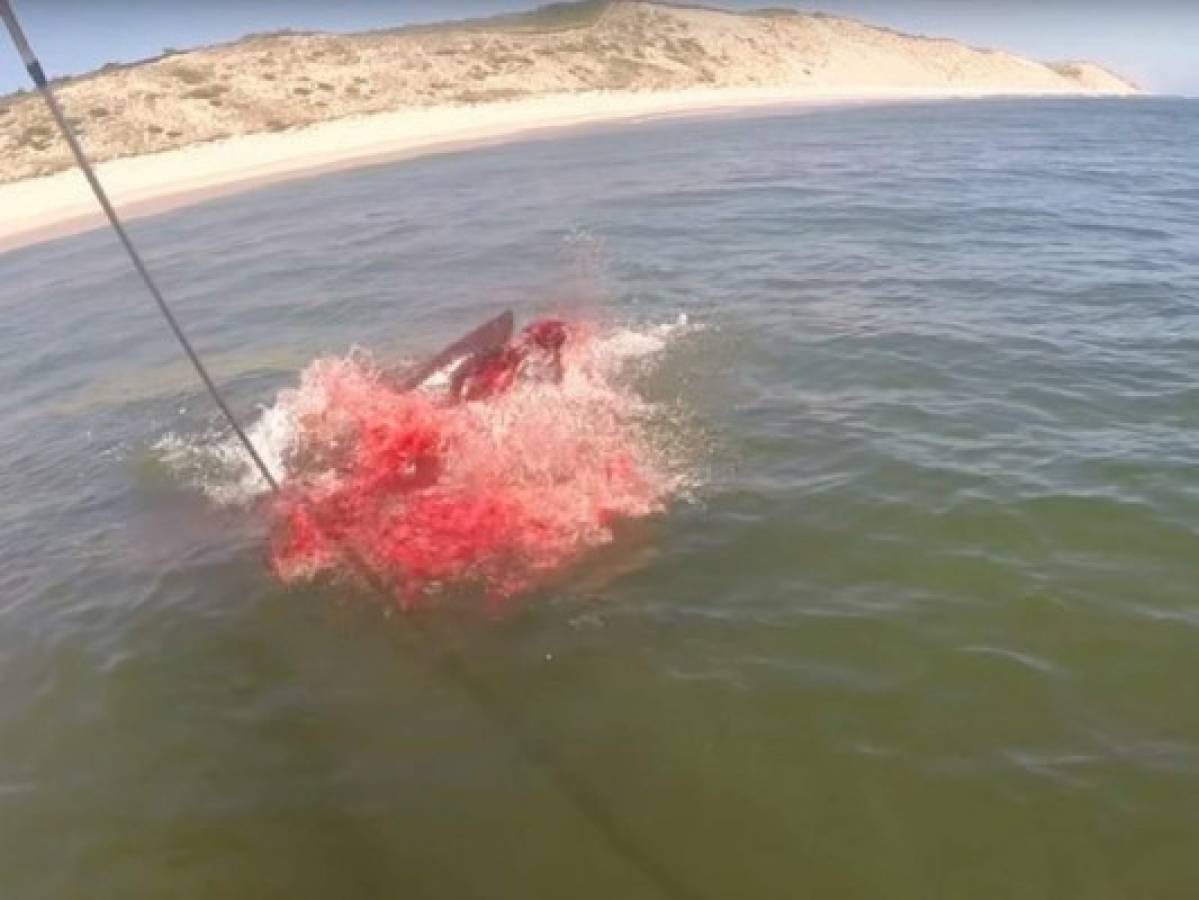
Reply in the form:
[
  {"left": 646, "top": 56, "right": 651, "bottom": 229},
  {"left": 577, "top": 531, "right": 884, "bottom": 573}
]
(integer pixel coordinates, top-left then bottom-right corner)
[{"left": 0, "top": 0, "right": 1138, "bottom": 185}]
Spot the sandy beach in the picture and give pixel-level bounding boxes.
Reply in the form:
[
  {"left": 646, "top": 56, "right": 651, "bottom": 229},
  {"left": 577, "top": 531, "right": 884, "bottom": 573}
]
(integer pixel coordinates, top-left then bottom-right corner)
[
  {"left": 0, "top": 85, "right": 1136, "bottom": 253},
  {"left": 0, "top": 1, "right": 1140, "bottom": 252}
]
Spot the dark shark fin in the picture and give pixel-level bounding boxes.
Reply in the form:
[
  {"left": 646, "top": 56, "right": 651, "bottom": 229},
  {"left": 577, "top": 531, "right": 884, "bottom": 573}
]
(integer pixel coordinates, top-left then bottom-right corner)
[{"left": 390, "top": 310, "right": 515, "bottom": 392}]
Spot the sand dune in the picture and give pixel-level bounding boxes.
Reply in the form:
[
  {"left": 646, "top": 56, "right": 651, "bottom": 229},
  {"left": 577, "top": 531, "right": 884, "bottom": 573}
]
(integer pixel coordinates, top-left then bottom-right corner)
[{"left": 0, "top": 1, "right": 1139, "bottom": 250}]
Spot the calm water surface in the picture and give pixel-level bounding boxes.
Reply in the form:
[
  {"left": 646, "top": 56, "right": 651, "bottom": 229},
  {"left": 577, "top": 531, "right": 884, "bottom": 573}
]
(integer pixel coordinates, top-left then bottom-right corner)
[{"left": 1, "top": 98, "right": 1197, "bottom": 899}]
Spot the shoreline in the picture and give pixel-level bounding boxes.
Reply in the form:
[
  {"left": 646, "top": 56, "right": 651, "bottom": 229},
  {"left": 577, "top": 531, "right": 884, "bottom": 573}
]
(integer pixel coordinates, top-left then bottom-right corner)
[{"left": 0, "top": 86, "right": 1135, "bottom": 254}]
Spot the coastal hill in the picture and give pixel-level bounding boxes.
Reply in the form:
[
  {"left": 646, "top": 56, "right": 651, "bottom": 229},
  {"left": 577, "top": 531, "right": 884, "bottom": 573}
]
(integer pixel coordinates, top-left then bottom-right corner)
[{"left": 0, "top": 0, "right": 1138, "bottom": 185}]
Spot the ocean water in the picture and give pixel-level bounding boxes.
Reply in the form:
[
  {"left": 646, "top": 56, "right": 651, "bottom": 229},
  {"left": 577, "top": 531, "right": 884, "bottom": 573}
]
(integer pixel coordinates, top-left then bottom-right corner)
[{"left": 1, "top": 98, "right": 1197, "bottom": 899}]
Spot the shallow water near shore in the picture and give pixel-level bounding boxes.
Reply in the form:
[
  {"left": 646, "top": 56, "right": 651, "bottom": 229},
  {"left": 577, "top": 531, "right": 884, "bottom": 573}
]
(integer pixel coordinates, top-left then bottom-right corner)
[{"left": 2, "top": 98, "right": 1198, "bottom": 899}]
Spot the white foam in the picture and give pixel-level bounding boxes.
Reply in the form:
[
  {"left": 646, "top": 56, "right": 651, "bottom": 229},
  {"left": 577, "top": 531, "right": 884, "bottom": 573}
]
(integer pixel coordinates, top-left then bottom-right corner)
[{"left": 154, "top": 316, "right": 700, "bottom": 507}]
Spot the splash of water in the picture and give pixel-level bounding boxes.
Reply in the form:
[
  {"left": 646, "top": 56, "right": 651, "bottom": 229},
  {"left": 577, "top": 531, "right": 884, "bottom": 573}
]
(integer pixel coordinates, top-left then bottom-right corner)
[{"left": 156, "top": 317, "right": 700, "bottom": 604}]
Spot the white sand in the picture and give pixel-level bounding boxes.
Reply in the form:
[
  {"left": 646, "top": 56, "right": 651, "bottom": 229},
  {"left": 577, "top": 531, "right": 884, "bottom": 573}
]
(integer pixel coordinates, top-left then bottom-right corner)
[{"left": 0, "top": 85, "right": 1128, "bottom": 253}]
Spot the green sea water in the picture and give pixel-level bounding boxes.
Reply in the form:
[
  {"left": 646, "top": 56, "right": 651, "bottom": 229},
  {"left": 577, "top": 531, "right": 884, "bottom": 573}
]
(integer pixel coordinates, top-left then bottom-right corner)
[{"left": 1, "top": 98, "right": 1197, "bottom": 899}]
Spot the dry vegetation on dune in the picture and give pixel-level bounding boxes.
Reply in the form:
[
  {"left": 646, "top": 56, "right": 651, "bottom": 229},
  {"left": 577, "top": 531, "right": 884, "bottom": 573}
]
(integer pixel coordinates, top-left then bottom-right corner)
[{"left": 0, "top": 0, "right": 1138, "bottom": 185}]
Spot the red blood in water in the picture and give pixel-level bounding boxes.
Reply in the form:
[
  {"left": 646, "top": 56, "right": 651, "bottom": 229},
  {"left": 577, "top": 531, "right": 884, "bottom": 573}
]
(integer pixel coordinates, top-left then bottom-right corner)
[{"left": 267, "top": 329, "right": 675, "bottom": 605}]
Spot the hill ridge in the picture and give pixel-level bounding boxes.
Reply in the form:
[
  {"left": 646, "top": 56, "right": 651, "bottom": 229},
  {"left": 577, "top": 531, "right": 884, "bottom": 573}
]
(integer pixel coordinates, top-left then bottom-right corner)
[{"left": 0, "top": 0, "right": 1140, "bottom": 185}]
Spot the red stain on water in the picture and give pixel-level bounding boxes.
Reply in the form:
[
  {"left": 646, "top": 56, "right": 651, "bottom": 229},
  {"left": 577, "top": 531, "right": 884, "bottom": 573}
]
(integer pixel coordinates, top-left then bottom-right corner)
[{"left": 268, "top": 323, "right": 675, "bottom": 604}]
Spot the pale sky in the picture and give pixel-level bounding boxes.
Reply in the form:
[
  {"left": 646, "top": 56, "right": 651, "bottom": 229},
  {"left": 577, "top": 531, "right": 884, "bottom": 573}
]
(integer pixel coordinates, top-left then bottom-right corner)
[{"left": 0, "top": 1, "right": 1194, "bottom": 97}]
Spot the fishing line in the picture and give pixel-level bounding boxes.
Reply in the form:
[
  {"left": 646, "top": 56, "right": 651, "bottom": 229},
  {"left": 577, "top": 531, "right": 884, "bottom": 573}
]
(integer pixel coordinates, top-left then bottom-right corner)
[
  {"left": 0, "top": 4, "right": 699, "bottom": 897},
  {"left": 0, "top": 0, "right": 279, "bottom": 493}
]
